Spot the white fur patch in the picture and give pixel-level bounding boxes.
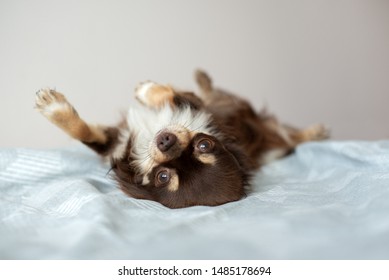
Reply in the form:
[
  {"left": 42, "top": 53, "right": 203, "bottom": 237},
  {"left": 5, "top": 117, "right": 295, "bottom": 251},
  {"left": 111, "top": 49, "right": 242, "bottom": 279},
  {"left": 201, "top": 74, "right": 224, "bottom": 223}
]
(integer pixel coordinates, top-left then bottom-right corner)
[
  {"left": 112, "top": 129, "right": 130, "bottom": 160},
  {"left": 40, "top": 102, "right": 69, "bottom": 116},
  {"left": 260, "top": 148, "right": 288, "bottom": 164},
  {"left": 125, "top": 103, "right": 214, "bottom": 175},
  {"left": 35, "top": 88, "right": 70, "bottom": 117},
  {"left": 135, "top": 82, "right": 155, "bottom": 105}
]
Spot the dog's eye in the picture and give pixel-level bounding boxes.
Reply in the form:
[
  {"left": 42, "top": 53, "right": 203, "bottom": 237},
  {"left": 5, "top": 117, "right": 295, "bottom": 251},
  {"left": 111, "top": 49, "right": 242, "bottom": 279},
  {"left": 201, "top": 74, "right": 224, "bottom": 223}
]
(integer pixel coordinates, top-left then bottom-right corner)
[
  {"left": 156, "top": 169, "right": 170, "bottom": 185},
  {"left": 197, "top": 139, "right": 213, "bottom": 153}
]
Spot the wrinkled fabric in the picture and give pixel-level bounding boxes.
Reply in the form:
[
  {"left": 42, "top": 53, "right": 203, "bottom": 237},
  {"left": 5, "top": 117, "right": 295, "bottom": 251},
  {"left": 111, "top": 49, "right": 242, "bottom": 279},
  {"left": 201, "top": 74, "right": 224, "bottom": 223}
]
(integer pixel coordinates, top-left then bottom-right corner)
[{"left": 0, "top": 141, "right": 388, "bottom": 259}]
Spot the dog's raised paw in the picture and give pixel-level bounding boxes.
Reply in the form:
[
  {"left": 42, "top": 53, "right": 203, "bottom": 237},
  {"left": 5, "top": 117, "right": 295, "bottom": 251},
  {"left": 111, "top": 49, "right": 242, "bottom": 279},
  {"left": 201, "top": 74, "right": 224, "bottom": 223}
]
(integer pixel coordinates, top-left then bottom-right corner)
[
  {"left": 35, "top": 88, "right": 75, "bottom": 119},
  {"left": 35, "top": 88, "right": 65, "bottom": 108},
  {"left": 134, "top": 81, "right": 174, "bottom": 108}
]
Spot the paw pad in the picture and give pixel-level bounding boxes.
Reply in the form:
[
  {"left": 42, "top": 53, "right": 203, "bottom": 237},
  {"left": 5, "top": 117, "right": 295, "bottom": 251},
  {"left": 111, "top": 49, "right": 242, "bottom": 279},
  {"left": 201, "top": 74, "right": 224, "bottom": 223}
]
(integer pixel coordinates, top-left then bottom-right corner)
[{"left": 35, "top": 88, "right": 71, "bottom": 117}]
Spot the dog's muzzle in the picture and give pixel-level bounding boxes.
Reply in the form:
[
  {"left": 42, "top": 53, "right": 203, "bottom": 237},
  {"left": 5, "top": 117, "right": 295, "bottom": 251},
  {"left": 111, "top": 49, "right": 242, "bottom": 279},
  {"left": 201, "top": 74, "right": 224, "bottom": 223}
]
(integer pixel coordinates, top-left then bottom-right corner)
[{"left": 156, "top": 132, "right": 177, "bottom": 152}]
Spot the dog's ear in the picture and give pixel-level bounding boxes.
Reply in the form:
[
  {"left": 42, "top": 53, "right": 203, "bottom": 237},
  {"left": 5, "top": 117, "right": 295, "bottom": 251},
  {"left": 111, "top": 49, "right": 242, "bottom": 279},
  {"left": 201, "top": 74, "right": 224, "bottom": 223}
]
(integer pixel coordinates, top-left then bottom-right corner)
[
  {"left": 195, "top": 69, "right": 214, "bottom": 92},
  {"left": 111, "top": 157, "right": 154, "bottom": 200}
]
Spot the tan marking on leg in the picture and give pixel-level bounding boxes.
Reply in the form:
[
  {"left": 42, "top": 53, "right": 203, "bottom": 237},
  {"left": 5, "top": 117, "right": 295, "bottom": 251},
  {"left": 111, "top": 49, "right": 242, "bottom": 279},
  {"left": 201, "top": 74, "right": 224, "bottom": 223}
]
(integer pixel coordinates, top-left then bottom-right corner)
[
  {"left": 135, "top": 81, "right": 175, "bottom": 108},
  {"left": 35, "top": 88, "right": 107, "bottom": 143},
  {"left": 264, "top": 115, "right": 329, "bottom": 149},
  {"left": 289, "top": 124, "right": 330, "bottom": 144}
]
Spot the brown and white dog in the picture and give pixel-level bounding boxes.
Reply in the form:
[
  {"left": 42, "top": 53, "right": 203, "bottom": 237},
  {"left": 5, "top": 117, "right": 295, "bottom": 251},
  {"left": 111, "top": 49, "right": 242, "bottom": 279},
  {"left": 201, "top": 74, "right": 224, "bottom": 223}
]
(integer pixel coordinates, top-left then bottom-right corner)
[{"left": 35, "top": 70, "right": 328, "bottom": 208}]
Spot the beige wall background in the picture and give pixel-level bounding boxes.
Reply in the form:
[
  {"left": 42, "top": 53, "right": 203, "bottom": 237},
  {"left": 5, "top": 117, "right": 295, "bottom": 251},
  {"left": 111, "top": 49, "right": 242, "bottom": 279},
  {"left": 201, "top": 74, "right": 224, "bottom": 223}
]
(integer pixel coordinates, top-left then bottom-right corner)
[{"left": 1, "top": 0, "right": 388, "bottom": 148}]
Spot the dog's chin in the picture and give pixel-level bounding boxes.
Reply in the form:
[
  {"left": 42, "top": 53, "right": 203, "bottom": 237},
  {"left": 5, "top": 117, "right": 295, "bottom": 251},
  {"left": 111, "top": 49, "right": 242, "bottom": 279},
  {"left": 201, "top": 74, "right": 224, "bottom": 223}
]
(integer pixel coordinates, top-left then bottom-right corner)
[
  {"left": 152, "top": 145, "right": 248, "bottom": 208},
  {"left": 157, "top": 169, "right": 247, "bottom": 209}
]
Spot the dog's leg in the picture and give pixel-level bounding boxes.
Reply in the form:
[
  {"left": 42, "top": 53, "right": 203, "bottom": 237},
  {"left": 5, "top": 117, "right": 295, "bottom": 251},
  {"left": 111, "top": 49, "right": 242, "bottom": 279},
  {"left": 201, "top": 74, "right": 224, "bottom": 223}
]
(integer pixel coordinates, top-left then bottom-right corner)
[
  {"left": 286, "top": 124, "right": 330, "bottom": 145},
  {"left": 134, "top": 82, "right": 175, "bottom": 108},
  {"left": 35, "top": 88, "right": 118, "bottom": 155},
  {"left": 135, "top": 81, "right": 203, "bottom": 110},
  {"left": 263, "top": 115, "right": 329, "bottom": 146},
  {"left": 258, "top": 116, "right": 329, "bottom": 164}
]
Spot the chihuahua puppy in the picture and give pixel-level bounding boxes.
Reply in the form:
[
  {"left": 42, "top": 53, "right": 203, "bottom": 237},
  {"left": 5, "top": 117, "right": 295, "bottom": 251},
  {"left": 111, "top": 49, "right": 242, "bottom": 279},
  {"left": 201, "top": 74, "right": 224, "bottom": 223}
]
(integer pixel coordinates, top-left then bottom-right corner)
[{"left": 35, "top": 70, "right": 328, "bottom": 208}]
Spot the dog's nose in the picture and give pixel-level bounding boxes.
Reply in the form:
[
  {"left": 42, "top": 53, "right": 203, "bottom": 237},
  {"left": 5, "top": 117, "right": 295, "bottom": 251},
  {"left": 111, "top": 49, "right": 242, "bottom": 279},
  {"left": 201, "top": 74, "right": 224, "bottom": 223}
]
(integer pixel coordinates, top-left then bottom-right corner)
[{"left": 156, "top": 132, "right": 177, "bottom": 152}]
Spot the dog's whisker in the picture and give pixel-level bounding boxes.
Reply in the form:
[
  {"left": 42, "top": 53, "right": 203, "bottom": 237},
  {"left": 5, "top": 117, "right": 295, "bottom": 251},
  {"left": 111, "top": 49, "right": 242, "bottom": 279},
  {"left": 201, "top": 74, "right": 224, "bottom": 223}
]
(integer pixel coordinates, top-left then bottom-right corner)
[{"left": 190, "top": 122, "right": 207, "bottom": 132}]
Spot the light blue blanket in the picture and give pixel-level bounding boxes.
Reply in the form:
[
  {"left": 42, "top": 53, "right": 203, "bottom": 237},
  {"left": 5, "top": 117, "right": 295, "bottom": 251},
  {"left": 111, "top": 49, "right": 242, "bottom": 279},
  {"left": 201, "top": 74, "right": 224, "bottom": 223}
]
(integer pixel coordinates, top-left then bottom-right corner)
[{"left": 1, "top": 141, "right": 388, "bottom": 259}]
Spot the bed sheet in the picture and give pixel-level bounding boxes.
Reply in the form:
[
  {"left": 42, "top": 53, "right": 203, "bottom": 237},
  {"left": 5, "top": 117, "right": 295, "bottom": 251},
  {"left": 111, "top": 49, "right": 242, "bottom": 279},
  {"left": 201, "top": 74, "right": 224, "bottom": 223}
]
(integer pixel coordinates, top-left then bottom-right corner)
[{"left": 0, "top": 141, "right": 388, "bottom": 259}]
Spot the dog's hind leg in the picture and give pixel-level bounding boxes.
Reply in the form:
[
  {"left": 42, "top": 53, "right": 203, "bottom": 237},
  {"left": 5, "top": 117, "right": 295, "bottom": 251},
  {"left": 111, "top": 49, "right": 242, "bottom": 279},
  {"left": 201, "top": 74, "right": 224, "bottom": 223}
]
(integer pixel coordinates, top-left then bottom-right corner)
[
  {"left": 35, "top": 88, "right": 119, "bottom": 155},
  {"left": 256, "top": 114, "right": 330, "bottom": 165},
  {"left": 285, "top": 123, "right": 330, "bottom": 145}
]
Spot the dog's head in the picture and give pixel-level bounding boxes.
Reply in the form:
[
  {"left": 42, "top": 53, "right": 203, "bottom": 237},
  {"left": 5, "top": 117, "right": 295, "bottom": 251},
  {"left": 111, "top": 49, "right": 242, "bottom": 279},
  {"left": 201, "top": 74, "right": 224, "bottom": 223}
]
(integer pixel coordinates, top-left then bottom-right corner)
[{"left": 112, "top": 106, "right": 249, "bottom": 208}]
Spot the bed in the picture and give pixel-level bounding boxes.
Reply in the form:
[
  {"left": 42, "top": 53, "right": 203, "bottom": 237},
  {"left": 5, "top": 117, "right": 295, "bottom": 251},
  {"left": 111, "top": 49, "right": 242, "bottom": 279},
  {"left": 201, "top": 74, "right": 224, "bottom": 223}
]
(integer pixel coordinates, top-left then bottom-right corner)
[{"left": 1, "top": 140, "right": 388, "bottom": 259}]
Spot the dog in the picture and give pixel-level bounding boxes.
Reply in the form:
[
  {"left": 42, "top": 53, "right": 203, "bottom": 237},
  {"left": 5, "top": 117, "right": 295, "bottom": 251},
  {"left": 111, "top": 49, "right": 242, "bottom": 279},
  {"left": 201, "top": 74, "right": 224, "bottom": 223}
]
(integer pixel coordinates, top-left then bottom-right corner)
[{"left": 35, "top": 70, "right": 328, "bottom": 208}]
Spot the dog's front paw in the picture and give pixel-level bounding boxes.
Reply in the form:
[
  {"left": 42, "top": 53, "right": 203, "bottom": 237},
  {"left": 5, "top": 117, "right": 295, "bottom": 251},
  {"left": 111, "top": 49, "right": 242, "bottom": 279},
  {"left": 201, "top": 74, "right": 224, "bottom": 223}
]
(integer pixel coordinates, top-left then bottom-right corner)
[
  {"left": 35, "top": 88, "right": 76, "bottom": 121},
  {"left": 134, "top": 81, "right": 174, "bottom": 108}
]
